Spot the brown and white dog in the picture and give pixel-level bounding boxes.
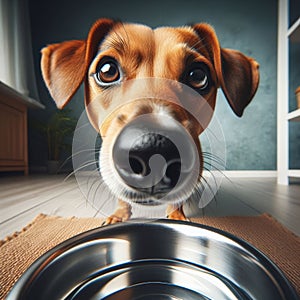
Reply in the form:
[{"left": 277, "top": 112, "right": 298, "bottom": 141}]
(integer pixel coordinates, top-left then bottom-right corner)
[{"left": 41, "top": 19, "right": 259, "bottom": 224}]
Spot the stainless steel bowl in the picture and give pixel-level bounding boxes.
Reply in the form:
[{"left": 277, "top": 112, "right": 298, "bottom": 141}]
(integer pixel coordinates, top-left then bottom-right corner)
[{"left": 7, "top": 220, "right": 298, "bottom": 300}]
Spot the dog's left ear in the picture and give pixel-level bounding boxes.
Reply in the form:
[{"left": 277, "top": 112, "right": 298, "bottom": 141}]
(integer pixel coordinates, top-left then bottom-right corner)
[
  {"left": 41, "top": 18, "right": 115, "bottom": 109},
  {"left": 193, "top": 24, "right": 259, "bottom": 117},
  {"left": 220, "top": 48, "right": 260, "bottom": 117}
]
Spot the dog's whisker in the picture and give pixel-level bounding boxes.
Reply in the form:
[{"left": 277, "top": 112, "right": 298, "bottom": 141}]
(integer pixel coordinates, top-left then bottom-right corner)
[
  {"left": 202, "top": 125, "right": 226, "bottom": 144},
  {"left": 64, "top": 161, "right": 95, "bottom": 181},
  {"left": 90, "top": 180, "right": 106, "bottom": 207},
  {"left": 91, "top": 185, "right": 112, "bottom": 218},
  {"left": 194, "top": 172, "right": 218, "bottom": 204},
  {"left": 68, "top": 167, "right": 104, "bottom": 205},
  {"left": 75, "top": 160, "right": 99, "bottom": 170},
  {"left": 64, "top": 161, "right": 99, "bottom": 181},
  {"left": 56, "top": 145, "right": 100, "bottom": 175},
  {"left": 202, "top": 156, "right": 236, "bottom": 186},
  {"left": 203, "top": 154, "right": 225, "bottom": 172},
  {"left": 71, "top": 169, "right": 106, "bottom": 213},
  {"left": 70, "top": 148, "right": 101, "bottom": 158},
  {"left": 202, "top": 152, "right": 226, "bottom": 164},
  {"left": 190, "top": 183, "right": 206, "bottom": 216},
  {"left": 203, "top": 161, "right": 225, "bottom": 176},
  {"left": 87, "top": 176, "right": 104, "bottom": 205},
  {"left": 73, "top": 171, "right": 101, "bottom": 191},
  {"left": 191, "top": 187, "right": 210, "bottom": 214},
  {"left": 201, "top": 176, "right": 219, "bottom": 204},
  {"left": 202, "top": 152, "right": 225, "bottom": 167},
  {"left": 202, "top": 154, "right": 227, "bottom": 178},
  {"left": 203, "top": 163, "right": 225, "bottom": 176},
  {"left": 92, "top": 180, "right": 109, "bottom": 202},
  {"left": 203, "top": 159, "right": 225, "bottom": 171},
  {"left": 81, "top": 180, "right": 119, "bottom": 216},
  {"left": 202, "top": 167, "right": 220, "bottom": 198},
  {"left": 72, "top": 159, "right": 98, "bottom": 170},
  {"left": 203, "top": 164, "right": 225, "bottom": 175}
]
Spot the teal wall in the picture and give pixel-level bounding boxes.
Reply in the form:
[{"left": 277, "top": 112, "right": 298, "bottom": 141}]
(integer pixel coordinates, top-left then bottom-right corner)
[{"left": 28, "top": 0, "right": 300, "bottom": 170}]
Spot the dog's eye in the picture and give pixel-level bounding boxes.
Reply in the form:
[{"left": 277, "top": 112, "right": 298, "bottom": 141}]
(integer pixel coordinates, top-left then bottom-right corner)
[
  {"left": 186, "top": 67, "right": 208, "bottom": 90},
  {"left": 94, "top": 58, "right": 121, "bottom": 86}
]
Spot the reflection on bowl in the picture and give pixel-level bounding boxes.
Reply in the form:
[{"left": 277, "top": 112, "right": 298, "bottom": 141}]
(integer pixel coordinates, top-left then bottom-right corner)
[{"left": 8, "top": 220, "right": 298, "bottom": 300}]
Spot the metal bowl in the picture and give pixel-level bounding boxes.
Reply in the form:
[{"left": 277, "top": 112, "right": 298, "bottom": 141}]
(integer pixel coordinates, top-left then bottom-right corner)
[{"left": 8, "top": 220, "right": 298, "bottom": 300}]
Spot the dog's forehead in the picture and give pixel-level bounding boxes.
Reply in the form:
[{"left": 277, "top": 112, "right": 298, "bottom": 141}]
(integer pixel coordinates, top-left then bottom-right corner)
[
  {"left": 154, "top": 26, "right": 200, "bottom": 45},
  {"left": 101, "top": 23, "right": 153, "bottom": 49},
  {"left": 101, "top": 23, "right": 200, "bottom": 53}
]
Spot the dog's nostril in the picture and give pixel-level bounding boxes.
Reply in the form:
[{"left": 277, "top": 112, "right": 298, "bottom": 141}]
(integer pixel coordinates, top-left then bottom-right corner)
[
  {"left": 164, "top": 160, "right": 181, "bottom": 188},
  {"left": 129, "top": 156, "right": 146, "bottom": 175}
]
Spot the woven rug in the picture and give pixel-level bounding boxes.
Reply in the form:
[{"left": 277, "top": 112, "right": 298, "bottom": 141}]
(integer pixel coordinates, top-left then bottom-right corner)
[{"left": 0, "top": 214, "right": 299, "bottom": 299}]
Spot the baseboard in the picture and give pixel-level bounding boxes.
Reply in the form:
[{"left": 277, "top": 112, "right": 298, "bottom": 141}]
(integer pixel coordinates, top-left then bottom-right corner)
[{"left": 221, "top": 170, "right": 277, "bottom": 178}]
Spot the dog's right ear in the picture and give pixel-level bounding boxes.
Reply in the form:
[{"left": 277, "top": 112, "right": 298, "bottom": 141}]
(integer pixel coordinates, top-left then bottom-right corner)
[
  {"left": 41, "top": 18, "right": 115, "bottom": 109},
  {"left": 192, "top": 23, "right": 259, "bottom": 117}
]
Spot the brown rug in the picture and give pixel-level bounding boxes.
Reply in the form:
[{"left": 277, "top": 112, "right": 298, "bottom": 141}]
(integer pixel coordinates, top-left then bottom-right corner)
[{"left": 0, "top": 214, "right": 299, "bottom": 299}]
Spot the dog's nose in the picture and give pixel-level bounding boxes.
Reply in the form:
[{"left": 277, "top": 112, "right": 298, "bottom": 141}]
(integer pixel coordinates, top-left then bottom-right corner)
[
  {"left": 112, "top": 115, "right": 197, "bottom": 197},
  {"left": 120, "top": 132, "right": 181, "bottom": 192}
]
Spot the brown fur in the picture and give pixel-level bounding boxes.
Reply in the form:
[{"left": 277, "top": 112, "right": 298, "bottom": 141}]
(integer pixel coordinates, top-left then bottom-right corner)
[{"left": 41, "top": 19, "right": 259, "bottom": 224}]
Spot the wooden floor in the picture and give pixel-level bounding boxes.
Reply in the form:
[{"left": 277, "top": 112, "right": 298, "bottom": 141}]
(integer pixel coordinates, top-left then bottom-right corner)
[{"left": 0, "top": 174, "right": 299, "bottom": 239}]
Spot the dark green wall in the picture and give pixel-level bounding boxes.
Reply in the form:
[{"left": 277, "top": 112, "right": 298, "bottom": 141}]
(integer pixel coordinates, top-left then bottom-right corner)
[{"left": 28, "top": 0, "right": 300, "bottom": 170}]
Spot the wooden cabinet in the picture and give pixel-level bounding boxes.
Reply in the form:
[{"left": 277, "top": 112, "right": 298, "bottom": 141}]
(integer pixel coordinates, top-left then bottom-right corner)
[
  {"left": 0, "top": 98, "right": 28, "bottom": 174},
  {"left": 0, "top": 82, "right": 44, "bottom": 175}
]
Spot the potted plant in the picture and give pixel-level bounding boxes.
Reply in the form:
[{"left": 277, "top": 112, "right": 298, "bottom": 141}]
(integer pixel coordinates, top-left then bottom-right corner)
[{"left": 32, "top": 109, "right": 77, "bottom": 174}]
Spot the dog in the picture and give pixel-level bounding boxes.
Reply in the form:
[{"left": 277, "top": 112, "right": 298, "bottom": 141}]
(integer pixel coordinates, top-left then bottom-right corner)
[{"left": 41, "top": 18, "right": 259, "bottom": 225}]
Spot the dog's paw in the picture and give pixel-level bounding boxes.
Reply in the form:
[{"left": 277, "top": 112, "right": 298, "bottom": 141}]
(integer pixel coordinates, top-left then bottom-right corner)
[{"left": 101, "top": 207, "right": 131, "bottom": 226}]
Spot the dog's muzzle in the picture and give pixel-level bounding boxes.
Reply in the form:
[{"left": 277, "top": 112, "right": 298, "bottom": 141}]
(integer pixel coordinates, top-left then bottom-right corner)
[{"left": 112, "top": 114, "right": 198, "bottom": 199}]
